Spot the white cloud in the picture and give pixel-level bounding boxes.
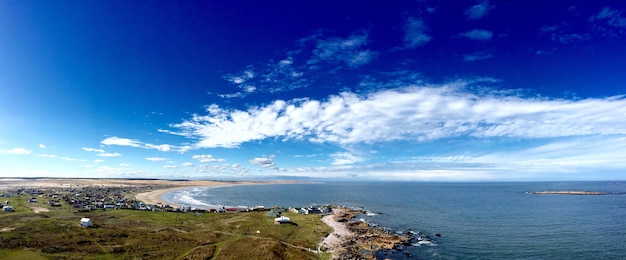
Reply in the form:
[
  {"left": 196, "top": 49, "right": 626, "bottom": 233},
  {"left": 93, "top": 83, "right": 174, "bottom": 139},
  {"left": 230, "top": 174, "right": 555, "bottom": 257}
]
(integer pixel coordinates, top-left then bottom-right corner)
[
  {"left": 466, "top": 1, "right": 491, "bottom": 19},
  {"left": 249, "top": 156, "right": 278, "bottom": 169},
  {"left": 38, "top": 154, "right": 57, "bottom": 158},
  {"left": 164, "top": 165, "right": 178, "bottom": 169},
  {"left": 168, "top": 81, "right": 626, "bottom": 149},
  {"left": 94, "top": 159, "right": 105, "bottom": 163},
  {"left": 330, "top": 152, "right": 364, "bottom": 165},
  {"left": 39, "top": 144, "right": 46, "bottom": 149},
  {"left": 101, "top": 137, "right": 142, "bottom": 147},
  {"left": 145, "top": 157, "right": 167, "bottom": 162},
  {"left": 460, "top": 29, "right": 493, "bottom": 41},
  {"left": 83, "top": 147, "right": 105, "bottom": 153},
  {"left": 120, "top": 163, "right": 130, "bottom": 167},
  {"left": 192, "top": 154, "right": 226, "bottom": 163},
  {"left": 403, "top": 17, "right": 431, "bottom": 48},
  {"left": 98, "top": 152, "right": 121, "bottom": 157},
  {"left": 182, "top": 162, "right": 194, "bottom": 167},
  {"left": 1, "top": 148, "right": 31, "bottom": 155}
]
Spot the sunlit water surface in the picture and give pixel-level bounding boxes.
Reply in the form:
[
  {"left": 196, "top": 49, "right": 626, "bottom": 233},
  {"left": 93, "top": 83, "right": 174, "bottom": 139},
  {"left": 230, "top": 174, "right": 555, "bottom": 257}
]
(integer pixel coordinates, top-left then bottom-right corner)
[{"left": 163, "top": 181, "right": 626, "bottom": 259}]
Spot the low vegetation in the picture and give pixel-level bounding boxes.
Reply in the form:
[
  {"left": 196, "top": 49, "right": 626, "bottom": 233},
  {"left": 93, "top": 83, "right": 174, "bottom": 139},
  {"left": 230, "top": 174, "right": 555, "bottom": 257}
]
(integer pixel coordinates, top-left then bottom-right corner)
[{"left": 0, "top": 194, "right": 333, "bottom": 259}]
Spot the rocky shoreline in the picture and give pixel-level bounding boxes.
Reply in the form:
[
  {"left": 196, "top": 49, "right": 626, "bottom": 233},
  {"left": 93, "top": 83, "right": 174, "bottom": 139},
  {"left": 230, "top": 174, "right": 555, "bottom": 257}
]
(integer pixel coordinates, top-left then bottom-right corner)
[{"left": 323, "top": 207, "right": 438, "bottom": 259}]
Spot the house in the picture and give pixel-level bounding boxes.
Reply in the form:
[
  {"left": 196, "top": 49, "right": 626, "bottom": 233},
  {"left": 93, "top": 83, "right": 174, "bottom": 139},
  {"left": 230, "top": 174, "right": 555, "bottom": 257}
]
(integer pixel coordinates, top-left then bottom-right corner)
[
  {"left": 3, "top": 206, "right": 14, "bottom": 212},
  {"left": 274, "top": 216, "right": 291, "bottom": 224},
  {"left": 80, "top": 218, "right": 92, "bottom": 227}
]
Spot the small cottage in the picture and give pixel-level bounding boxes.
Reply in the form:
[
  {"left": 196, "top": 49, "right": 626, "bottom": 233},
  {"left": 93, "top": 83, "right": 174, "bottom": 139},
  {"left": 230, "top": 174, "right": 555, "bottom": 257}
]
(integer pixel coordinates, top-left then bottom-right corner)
[
  {"left": 80, "top": 218, "right": 92, "bottom": 227},
  {"left": 3, "top": 206, "right": 14, "bottom": 212},
  {"left": 274, "top": 216, "right": 290, "bottom": 224}
]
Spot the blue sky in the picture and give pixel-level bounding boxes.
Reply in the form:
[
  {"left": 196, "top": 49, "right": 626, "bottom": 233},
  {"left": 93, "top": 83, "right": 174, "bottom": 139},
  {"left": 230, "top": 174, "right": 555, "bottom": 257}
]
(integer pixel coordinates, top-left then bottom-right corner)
[{"left": 1, "top": 1, "right": 626, "bottom": 181}]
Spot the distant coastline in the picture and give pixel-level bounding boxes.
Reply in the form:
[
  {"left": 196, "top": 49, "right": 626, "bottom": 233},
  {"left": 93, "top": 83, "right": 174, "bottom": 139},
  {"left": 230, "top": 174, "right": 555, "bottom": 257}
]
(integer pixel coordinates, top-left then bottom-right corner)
[
  {"left": 0, "top": 178, "right": 296, "bottom": 209},
  {"left": 530, "top": 191, "right": 609, "bottom": 195}
]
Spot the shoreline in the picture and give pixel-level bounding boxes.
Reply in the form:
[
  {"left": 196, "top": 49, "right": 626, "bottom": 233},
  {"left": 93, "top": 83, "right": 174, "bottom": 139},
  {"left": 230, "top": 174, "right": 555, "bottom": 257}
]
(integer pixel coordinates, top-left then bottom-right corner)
[
  {"left": 318, "top": 208, "right": 354, "bottom": 254},
  {"left": 133, "top": 180, "right": 297, "bottom": 209},
  {"left": 133, "top": 186, "right": 189, "bottom": 208},
  {"left": 318, "top": 207, "right": 417, "bottom": 259},
  {"left": 0, "top": 178, "right": 295, "bottom": 209}
]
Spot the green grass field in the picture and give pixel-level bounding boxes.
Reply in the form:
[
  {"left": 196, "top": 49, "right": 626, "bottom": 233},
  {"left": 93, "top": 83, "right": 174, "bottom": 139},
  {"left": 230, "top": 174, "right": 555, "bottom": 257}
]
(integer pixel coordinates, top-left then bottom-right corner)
[{"left": 0, "top": 195, "right": 332, "bottom": 259}]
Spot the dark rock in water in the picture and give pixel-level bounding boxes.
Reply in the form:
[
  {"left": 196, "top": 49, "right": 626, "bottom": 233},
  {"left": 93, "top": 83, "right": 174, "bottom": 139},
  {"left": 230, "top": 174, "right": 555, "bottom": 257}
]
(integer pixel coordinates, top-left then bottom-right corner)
[{"left": 435, "top": 233, "right": 443, "bottom": 237}]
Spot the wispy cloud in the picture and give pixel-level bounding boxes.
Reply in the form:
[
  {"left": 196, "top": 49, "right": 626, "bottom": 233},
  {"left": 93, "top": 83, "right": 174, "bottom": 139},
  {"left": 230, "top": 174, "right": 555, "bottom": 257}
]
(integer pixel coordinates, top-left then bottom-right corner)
[
  {"left": 463, "top": 51, "right": 494, "bottom": 61},
  {"left": 1, "top": 148, "right": 31, "bottom": 155},
  {"left": 195, "top": 163, "right": 250, "bottom": 175},
  {"left": 220, "top": 69, "right": 257, "bottom": 98},
  {"left": 168, "top": 81, "right": 626, "bottom": 149},
  {"left": 94, "top": 159, "right": 105, "bottom": 163},
  {"left": 403, "top": 17, "right": 431, "bottom": 48},
  {"left": 225, "top": 69, "right": 255, "bottom": 85},
  {"left": 98, "top": 152, "right": 121, "bottom": 157},
  {"left": 39, "top": 144, "right": 46, "bottom": 149},
  {"left": 61, "top": 157, "right": 86, "bottom": 162},
  {"left": 83, "top": 147, "right": 122, "bottom": 157},
  {"left": 330, "top": 152, "right": 364, "bottom": 166},
  {"left": 145, "top": 144, "right": 172, "bottom": 152},
  {"left": 594, "top": 7, "right": 626, "bottom": 28},
  {"left": 306, "top": 31, "right": 376, "bottom": 68},
  {"left": 145, "top": 157, "right": 167, "bottom": 162},
  {"left": 192, "top": 154, "right": 226, "bottom": 163},
  {"left": 101, "top": 136, "right": 186, "bottom": 153},
  {"left": 83, "top": 147, "right": 105, "bottom": 153},
  {"left": 466, "top": 1, "right": 491, "bottom": 19},
  {"left": 218, "top": 30, "right": 378, "bottom": 97},
  {"left": 460, "top": 29, "right": 493, "bottom": 41}
]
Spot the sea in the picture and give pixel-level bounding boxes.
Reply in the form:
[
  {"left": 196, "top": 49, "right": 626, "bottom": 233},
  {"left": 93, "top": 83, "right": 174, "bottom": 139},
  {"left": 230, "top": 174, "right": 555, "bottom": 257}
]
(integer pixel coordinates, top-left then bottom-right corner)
[{"left": 162, "top": 181, "right": 626, "bottom": 259}]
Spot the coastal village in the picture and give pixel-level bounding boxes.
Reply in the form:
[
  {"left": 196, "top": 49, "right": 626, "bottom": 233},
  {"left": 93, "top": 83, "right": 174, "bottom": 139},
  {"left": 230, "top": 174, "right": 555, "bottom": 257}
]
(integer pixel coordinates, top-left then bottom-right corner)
[
  {"left": 0, "top": 184, "right": 334, "bottom": 216},
  {"left": 0, "top": 179, "right": 428, "bottom": 259}
]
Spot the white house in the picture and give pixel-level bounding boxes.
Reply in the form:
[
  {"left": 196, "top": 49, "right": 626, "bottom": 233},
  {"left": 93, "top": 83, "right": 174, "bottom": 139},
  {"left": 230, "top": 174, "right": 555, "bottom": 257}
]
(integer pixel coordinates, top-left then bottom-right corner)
[
  {"left": 3, "top": 206, "right": 14, "bottom": 212},
  {"left": 80, "top": 218, "right": 92, "bottom": 227},
  {"left": 274, "top": 216, "right": 290, "bottom": 224}
]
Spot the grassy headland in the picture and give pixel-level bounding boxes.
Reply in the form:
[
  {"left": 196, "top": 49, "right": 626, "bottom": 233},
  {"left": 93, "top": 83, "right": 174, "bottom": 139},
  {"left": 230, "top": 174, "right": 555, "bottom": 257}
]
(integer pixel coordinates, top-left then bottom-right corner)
[{"left": 0, "top": 179, "right": 332, "bottom": 259}]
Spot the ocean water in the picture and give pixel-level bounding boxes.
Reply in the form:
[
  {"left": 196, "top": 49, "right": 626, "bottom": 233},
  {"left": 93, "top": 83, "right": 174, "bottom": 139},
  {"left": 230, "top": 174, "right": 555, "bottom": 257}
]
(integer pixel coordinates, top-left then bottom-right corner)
[{"left": 162, "top": 181, "right": 626, "bottom": 259}]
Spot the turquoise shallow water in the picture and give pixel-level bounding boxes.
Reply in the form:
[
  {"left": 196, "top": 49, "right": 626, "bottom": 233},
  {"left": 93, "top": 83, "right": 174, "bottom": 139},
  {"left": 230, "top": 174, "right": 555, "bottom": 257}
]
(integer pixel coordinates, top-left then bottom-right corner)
[{"left": 163, "top": 181, "right": 626, "bottom": 259}]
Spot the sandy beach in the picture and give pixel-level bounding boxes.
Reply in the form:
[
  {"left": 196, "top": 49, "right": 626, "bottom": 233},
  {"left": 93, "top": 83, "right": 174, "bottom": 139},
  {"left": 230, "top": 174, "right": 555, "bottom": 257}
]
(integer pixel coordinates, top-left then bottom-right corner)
[{"left": 133, "top": 180, "right": 297, "bottom": 208}]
